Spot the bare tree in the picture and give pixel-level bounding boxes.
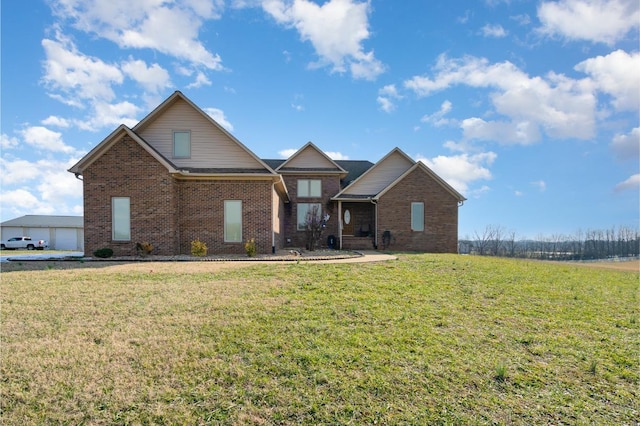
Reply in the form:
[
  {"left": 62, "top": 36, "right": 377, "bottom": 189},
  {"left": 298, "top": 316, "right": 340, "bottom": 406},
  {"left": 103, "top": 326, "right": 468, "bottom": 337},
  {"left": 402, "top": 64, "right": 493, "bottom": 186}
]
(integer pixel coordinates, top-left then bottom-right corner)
[{"left": 473, "top": 225, "right": 496, "bottom": 255}]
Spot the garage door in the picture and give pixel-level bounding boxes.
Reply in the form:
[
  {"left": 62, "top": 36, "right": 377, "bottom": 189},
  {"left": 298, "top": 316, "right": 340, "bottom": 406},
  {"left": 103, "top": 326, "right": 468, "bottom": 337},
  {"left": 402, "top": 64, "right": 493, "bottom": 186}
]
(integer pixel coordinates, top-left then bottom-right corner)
[
  {"left": 27, "top": 228, "right": 50, "bottom": 243},
  {"left": 55, "top": 228, "right": 78, "bottom": 250}
]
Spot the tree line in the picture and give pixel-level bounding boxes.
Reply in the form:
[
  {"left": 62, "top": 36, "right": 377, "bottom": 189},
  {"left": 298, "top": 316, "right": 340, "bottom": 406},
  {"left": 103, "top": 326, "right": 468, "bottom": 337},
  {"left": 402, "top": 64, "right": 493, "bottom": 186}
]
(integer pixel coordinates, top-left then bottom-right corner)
[{"left": 460, "top": 225, "right": 640, "bottom": 260}]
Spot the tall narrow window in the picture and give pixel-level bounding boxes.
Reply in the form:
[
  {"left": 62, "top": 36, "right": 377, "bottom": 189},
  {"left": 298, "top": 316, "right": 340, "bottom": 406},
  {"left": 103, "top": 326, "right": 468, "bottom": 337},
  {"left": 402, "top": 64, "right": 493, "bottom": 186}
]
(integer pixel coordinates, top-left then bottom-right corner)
[
  {"left": 411, "top": 202, "right": 424, "bottom": 232},
  {"left": 173, "top": 130, "right": 191, "bottom": 158},
  {"left": 297, "top": 203, "right": 322, "bottom": 230},
  {"left": 224, "top": 200, "right": 242, "bottom": 242},
  {"left": 112, "top": 197, "right": 131, "bottom": 241},
  {"left": 297, "top": 179, "right": 321, "bottom": 197}
]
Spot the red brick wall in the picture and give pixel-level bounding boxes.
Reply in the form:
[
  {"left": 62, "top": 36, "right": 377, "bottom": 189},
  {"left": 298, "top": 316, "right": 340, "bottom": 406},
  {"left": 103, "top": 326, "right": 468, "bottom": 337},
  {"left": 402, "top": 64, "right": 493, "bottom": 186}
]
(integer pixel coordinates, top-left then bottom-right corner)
[
  {"left": 83, "top": 135, "right": 179, "bottom": 256},
  {"left": 178, "top": 179, "right": 273, "bottom": 255},
  {"left": 83, "top": 135, "right": 277, "bottom": 256},
  {"left": 280, "top": 174, "right": 341, "bottom": 249},
  {"left": 377, "top": 168, "right": 460, "bottom": 253}
]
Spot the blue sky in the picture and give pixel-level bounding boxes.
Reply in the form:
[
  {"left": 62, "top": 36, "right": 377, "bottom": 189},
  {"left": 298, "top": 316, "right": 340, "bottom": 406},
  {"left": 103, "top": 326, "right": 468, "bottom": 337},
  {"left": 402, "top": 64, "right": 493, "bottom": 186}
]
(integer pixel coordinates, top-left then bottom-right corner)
[{"left": 1, "top": 0, "right": 638, "bottom": 239}]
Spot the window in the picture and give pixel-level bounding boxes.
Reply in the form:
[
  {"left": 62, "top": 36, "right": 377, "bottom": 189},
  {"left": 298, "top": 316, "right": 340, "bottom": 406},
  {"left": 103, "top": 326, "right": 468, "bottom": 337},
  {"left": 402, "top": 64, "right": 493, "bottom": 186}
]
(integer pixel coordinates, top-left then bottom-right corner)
[
  {"left": 411, "top": 202, "right": 424, "bottom": 232},
  {"left": 173, "top": 130, "right": 191, "bottom": 158},
  {"left": 112, "top": 197, "right": 131, "bottom": 240},
  {"left": 297, "top": 203, "right": 322, "bottom": 230},
  {"left": 297, "top": 179, "right": 321, "bottom": 198},
  {"left": 224, "top": 200, "right": 242, "bottom": 242}
]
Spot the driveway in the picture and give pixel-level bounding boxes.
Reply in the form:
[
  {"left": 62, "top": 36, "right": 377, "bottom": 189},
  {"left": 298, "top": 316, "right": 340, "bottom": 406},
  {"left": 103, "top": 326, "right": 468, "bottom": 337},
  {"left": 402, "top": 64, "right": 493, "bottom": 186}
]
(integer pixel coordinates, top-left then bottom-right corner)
[{"left": 0, "top": 251, "right": 84, "bottom": 263}]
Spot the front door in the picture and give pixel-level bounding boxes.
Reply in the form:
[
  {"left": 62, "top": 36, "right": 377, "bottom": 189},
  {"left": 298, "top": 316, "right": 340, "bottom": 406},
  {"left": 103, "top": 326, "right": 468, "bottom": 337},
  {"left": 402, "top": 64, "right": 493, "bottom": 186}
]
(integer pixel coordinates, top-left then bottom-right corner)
[{"left": 343, "top": 209, "right": 354, "bottom": 236}]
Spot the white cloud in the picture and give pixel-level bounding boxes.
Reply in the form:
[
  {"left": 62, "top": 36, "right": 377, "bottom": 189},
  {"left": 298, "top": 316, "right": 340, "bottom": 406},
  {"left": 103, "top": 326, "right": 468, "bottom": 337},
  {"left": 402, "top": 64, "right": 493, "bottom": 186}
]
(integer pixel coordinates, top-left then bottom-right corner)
[
  {"left": 467, "top": 185, "right": 491, "bottom": 199},
  {"left": 0, "top": 158, "right": 40, "bottom": 186},
  {"left": 510, "top": 14, "right": 531, "bottom": 26},
  {"left": 186, "top": 71, "right": 212, "bottom": 89},
  {"left": 42, "top": 33, "right": 123, "bottom": 103},
  {"left": 537, "top": 0, "right": 640, "bottom": 45},
  {"left": 121, "top": 58, "right": 172, "bottom": 93},
  {"left": 530, "top": 180, "right": 547, "bottom": 192},
  {"left": 41, "top": 116, "right": 71, "bottom": 128},
  {"left": 37, "top": 167, "right": 84, "bottom": 204},
  {"left": 461, "top": 118, "right": 541, "bottom": 144},
  {"left": 377, "top": 96, "right": 395, "bottom": 113},
  {"left": 50, "top": 0, "right": 224, "bottom": 70},
  {"left": 0, "top": 189, "right": 42, "bottom": 213},
  {"left": 75, "top": 101, "right": 141, "bottom": 131},
  {"left": 279, "top": 148, "right": 298, "bottom": 158},
  {"left": 480, "top": 24, "right": 507, "bottom": 38},
  {"left": 417, "top": 151, "right": 497, "bottom": 194},
  {"left": 404, "top": 54, "right": 597, "bottom": 144},
  {"left": 575, "top": 50, "right": 640, "bottom": 111},
  {"left": 203, "top": 107, "right": 234, "bottom": 132},
  {"left": 611, "top": 127, "right": 640, "bottom": 161},
  {"left": 377, "top": 84, "right": 402, "bottom": 112},
  {"left": 20, "top": 126, "right": 75, "bottom": 153},
  {"left": 325, "top": 151, "right": 349, "bottom": 160},
  {"left": 1, "top": 134, "right": 19, "bottom": 150},
  {"left": 421, "top": 100, "right": 454, "bottom": 127},
  {"left": 0, "top": 157, "right": 83, "bottom": 218},
  {"left": 614, "top": 174, "right": 640, "bottom": 192},
  {"left": 262, "top": 0, "right": 385, "bottom": 80}
]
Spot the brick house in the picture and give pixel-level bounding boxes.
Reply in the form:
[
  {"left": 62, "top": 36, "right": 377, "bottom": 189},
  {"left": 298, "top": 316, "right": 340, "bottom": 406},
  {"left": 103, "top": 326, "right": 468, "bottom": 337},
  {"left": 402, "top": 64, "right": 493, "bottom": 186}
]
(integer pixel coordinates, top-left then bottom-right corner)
[{"left": 69, "top": 91, "right": 465, "bottom": 256}]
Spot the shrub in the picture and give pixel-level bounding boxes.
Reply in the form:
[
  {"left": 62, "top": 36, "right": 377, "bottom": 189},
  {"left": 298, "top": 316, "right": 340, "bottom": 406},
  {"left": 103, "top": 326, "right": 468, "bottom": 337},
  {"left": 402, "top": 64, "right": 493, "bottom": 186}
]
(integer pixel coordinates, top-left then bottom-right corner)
[
  {"left": 136, "top": 242, "right": 154, "bottom": 257},
  {"left": 191, "top": 239, "right": 207, "bottom": 257},
  {"left": 93, "top": 248, "right": 114, "bottom": 258},
  {"left": 244, "top": 238, "right": 257, "bottom": 257}
]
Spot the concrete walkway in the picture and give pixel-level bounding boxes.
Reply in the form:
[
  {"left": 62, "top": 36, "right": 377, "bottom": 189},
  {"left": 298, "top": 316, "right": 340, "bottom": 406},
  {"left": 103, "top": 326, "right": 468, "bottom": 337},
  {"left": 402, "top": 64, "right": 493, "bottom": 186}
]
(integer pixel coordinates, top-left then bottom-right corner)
[{"left": 312, "top": 251, "right": 397, "bottom": 264}]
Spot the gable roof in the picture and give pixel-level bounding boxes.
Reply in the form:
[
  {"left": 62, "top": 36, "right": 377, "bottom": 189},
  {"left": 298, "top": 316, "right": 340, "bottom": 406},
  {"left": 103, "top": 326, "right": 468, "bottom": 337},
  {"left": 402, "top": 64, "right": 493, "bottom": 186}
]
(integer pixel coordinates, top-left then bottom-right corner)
[
  {"left": 134, "top": 91, "right": 276, "bottom": 173},
  {"left": 376, "top": 161, "right": 466, "bottom": 202},
  {"left": 332, "top": 148, "right": 415, "bottom": 199},
  {"left": 336, "top": 160, "right": 375, "bottom": 186},
  {"left": 333, "top": 147, "right": 466, "bottom": 202},
  {"left": 68, "top": 124, "right": 179, "bottom": 175},
  {"left": 275, "top": 142, "right": 348, "bottom": 177},
  {"left": 68, "top": 91, "right": 290, "bottom": 201}
]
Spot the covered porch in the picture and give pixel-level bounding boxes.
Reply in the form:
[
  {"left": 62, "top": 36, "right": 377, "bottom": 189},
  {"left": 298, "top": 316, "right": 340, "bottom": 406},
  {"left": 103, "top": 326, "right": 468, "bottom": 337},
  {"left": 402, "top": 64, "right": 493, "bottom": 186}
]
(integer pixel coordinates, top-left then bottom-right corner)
[{"left": 335, "top": 199, "right": 377, "bottom": 250}]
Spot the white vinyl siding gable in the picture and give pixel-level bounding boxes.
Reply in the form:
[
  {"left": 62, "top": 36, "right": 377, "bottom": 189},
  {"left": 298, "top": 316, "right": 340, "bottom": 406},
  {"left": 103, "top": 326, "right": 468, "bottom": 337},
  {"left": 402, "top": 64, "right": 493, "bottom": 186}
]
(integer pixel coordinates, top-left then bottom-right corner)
[
  {"left": 341, "top": 151, "right": 414, "bottom": 196},
  {"left": 285, "top": 146, "right": 338, "bottom": 169},
  {"left": 138, "top": 98, "right": 266, "bottom": 169}
]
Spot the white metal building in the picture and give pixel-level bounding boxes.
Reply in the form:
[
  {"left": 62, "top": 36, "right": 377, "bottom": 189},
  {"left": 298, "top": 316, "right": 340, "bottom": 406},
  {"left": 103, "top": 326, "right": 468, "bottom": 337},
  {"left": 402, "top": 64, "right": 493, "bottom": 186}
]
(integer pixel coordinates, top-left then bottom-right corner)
[{"left": 0, "top": 215, "right": 84, "bottom": 251}]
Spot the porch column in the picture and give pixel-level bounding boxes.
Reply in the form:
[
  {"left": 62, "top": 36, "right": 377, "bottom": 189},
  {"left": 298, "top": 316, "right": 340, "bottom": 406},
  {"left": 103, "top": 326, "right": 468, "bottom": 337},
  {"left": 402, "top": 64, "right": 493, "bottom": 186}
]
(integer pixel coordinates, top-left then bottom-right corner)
[
  {"left": 338, "top": 201, "right": 343, "bottom": 249},
  {"left": 373, "top": 199, "right": 378, "bottom": 249}
]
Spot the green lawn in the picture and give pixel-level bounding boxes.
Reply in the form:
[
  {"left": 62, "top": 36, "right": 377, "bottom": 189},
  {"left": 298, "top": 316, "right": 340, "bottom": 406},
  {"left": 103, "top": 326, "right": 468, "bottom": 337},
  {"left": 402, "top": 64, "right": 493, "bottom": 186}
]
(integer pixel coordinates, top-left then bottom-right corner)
[{"left": 1, "top": 254, "right": 638, "bottom": 424}]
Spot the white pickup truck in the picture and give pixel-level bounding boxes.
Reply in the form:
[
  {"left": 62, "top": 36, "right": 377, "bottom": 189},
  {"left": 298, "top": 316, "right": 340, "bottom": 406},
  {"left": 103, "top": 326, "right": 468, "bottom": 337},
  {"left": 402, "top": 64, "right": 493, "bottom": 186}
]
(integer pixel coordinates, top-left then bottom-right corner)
[{"left": 1, "top": 236, "right": 49, "bottom": 250}]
